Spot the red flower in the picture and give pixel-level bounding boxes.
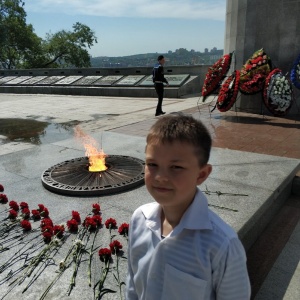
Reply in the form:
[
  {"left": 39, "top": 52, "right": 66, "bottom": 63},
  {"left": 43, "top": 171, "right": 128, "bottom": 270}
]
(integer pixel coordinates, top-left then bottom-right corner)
[
  {"left": 92, "top": 215, "right": 102, "bottom": 226},
  {"left": 72, "top": 211, "right": 81, "bottom": 223},
  {"left": 21, "top": 208, "right": 31, "bottom": 219},
  {"left": 42, "top": 225, "right": 54, "bottom": 235},
  {"left": 40, "top": 207, "right": 49, "bottom": 218},
  {"left": 53, "top": 225, "right": 65, "bottom": 238},
  {"left": 118, "top": 223, "right": 129, "bottom": 236},
  {"left": 109, "top": 240, "right": 123, "bottom": 254},
  {"left": 19, "top": 202, "right": 29, "bottom": 209},
  {"left": 0, "top": 194, "right": 8, "bottom": 204},
  {"left": 43, "top": 231, "right": 53, "bottom": 244},
  {"left": 67, "top": 219, "right": 78, "bottom": 233},
  {"left": 20, "top": 219, "right": 32, "bottom": 231},
  {"left": 31, "top": 209, "right": 41, "bottom": 220},
  {"left": 40, "top": 218, "right": 54, "bottom": 229},
  {"left": 84, "top": 216, "right": 97, "bottom": 231},
  {"left": 239, "top": 73, "right": 265, "bottom": 94},
  {"left": 98, "top": 248, "right": 112, "bottom": 262},
  {"left": 245, "top": 64, "right": 252, "bottom": 71},
  {"left": 9, "top": 200, "right": 19, "bottom": 211},
  {"left": 0, "top": 184, "right": 4, "bottom": 192},
  {"left": 105, "top": 218, "right": 117, "bottom": 229},
  {"left": 38, "top": 204, "right": 45, "bottom": 212},
  {"left": 8, "top": 209, "right": 18, "bottom": 219},
  {"left": 92, "top": 203, "right": 101, "bottom": 215}
]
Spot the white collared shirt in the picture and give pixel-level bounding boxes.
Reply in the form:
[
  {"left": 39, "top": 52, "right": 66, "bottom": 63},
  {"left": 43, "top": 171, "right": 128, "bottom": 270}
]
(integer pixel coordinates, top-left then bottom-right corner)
[{"left": 126, "top": 188, "right": 251, "bottom": 300}]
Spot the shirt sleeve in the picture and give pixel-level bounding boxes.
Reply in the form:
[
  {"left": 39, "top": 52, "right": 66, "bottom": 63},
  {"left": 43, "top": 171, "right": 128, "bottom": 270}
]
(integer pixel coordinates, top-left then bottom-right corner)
[{"left": 213, "top": 238, "right": 251, "bottom": 300}]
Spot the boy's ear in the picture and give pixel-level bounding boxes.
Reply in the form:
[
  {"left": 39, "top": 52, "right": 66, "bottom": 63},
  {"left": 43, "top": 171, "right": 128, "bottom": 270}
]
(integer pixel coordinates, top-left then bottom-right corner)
[{"left": 197, "top": 164, "right": 212, "bottom": 185}]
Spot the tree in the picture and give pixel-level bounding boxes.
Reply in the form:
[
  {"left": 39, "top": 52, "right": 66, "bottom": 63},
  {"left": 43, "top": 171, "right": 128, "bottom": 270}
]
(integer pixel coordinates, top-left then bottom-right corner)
[
  {"left": 0, "top": 0, "right": 98, "bottom": 69},
  {"left": 0, "top": 0, "right": 42, "bottom": 69},
  {"left": 40, "top": 22, "right": 98, "bottom": 68}
]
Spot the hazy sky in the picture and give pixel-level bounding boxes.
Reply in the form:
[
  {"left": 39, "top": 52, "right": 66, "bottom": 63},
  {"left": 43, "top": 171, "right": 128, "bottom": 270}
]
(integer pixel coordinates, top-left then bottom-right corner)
[{"left": 24, "top": 0, "right": 226, "bottom": 57}]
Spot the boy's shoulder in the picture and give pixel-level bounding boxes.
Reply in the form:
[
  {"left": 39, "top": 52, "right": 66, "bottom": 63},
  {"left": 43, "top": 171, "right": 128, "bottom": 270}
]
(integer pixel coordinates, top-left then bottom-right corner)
[
  {"left": 132, "top": 202, "right": 158, "bottom": 219},
  {"left": 207, "top": 208, "right": 238, "bottom": 240}
]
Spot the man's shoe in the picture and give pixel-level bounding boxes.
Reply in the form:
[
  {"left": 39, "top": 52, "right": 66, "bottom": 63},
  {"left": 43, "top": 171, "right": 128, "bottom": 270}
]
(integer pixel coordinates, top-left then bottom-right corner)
[{"left": 155, "top": 111, "right": 166, "bottom": 116}]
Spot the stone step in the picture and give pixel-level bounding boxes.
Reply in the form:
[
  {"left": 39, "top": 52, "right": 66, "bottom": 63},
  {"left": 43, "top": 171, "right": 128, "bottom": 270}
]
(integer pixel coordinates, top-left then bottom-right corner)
[{"left": 247, "top": 192, "right": 300, "bottom": 299}]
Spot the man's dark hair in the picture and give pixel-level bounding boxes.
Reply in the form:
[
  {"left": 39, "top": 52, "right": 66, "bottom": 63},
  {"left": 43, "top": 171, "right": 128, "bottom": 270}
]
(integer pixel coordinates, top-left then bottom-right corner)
[{"left": 157, "top": 55, "right": 164, "bottom": 61}]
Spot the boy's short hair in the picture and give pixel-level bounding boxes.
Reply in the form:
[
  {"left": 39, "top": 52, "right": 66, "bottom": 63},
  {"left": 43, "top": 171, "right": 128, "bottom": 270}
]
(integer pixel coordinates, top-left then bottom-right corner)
[
  {"left": 157, "top": 55, "right": 164, "bottom": 61},
  {"left": 146, "top": 113, "right": 212, "bottom": 166}
]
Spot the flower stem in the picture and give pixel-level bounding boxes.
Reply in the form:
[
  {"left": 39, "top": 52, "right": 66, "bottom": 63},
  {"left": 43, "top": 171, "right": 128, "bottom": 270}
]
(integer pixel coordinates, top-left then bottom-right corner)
[
  {"left": 95, "top": 260, "right": 110, "bottom": 300},
  {"left": 39, "top": 269, "right": 65, "bottom": 300},
  {"left": 114, "top": 254, "right": 123, "bottom": 300},
  {"left": 67, "top": 229, "right": 90, "bottom": 295},
  {"left": 8, "top": 234, "right": 62, "bottom": 289},
  {"left": 88, "top": 229, "right": 98, "bottom": 287}
]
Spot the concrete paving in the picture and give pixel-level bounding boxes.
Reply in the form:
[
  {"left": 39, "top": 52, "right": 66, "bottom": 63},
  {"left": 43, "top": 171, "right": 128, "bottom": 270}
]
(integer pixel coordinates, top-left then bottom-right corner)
[{"left": 0, "top": 93, "right": 299, "bottom": 299}]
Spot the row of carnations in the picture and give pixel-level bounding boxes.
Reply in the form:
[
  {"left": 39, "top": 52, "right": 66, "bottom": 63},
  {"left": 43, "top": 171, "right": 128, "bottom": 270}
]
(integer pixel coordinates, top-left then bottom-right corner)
[{"left": 0, "top": 183, "right": 129, "bottom": 258}]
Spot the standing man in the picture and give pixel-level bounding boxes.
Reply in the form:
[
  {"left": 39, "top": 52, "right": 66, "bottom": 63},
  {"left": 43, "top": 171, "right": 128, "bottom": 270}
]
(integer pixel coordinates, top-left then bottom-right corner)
[{"left": 152, "top": 55, "right": 169, "bottom": 116}]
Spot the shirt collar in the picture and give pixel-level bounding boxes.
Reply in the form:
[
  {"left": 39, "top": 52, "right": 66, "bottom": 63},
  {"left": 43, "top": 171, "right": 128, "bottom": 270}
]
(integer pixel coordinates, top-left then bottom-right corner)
[{"left": 141, "top": 188, "right": 212, "bottom": 236}]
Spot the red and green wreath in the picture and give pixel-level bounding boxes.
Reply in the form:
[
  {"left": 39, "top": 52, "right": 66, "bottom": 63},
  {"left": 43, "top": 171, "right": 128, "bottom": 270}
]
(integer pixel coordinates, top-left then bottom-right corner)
[
  {"left": 263, "top": 68, "right": 293, "bottom": 116},
  {"left": 290, "top": 53, "right": 300, "bottom": 90},
  {"left": 201, "top": 52, "right": 233, "bottom": 99},
  {"left": 216, "top": 70, "right": 240, "bottom": 112},
  {"left": 239, "top": 48, "right": 272, "bottom": 94}
]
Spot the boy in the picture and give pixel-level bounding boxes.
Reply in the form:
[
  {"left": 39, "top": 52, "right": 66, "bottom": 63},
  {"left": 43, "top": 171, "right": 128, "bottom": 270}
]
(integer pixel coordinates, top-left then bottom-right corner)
[
  {"left": 152, "top": 55, "right": 169, "bottom": 116},
  {"left": 126, "top": 114, "right": 251, "bottom": 300}
]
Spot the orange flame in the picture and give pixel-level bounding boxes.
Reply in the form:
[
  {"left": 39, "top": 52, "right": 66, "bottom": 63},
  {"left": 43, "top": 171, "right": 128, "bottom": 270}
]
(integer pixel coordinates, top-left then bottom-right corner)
[{"left": 74, "top": 126, "right": 107, "bottom": 172}]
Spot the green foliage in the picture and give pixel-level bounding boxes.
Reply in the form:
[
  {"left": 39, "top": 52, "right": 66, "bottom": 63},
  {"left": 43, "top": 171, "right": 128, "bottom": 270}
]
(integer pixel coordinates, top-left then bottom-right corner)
[
  {"left": 0, "top": 1, "right": 97, "bottom": 69},
  {"left": 42, "top": 22, "right": 98, "bottom": 68},
  {"left": 0, "top": 0, "right": 41, "bottom": 68}
]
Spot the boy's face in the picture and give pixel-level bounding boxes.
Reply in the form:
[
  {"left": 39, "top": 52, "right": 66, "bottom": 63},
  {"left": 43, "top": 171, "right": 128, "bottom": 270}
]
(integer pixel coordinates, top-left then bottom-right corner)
[{"left": 145, "top": 141, "right": 211, "bottom": 212}]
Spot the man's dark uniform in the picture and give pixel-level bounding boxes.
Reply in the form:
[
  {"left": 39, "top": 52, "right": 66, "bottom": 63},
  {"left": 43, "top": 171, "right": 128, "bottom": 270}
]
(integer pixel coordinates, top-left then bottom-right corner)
[{"left": 152, "top": 61, "right": 169, "bottom": 116}]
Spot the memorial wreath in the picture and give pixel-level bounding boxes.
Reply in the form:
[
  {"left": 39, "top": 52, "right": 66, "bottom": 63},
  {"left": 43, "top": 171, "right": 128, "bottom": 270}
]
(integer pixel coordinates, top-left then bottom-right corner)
[
  {"left": 239, "top": 48, "right": 272, "bottom": 94},
  {"left": 263, "top": 68, "right": 293, "bottom": 116},
  {"left": 216, "top": 70, "right": 240, "bottom": 112},
  {"left": 201, "top": 52, "right": 233, "bottom": 100}
]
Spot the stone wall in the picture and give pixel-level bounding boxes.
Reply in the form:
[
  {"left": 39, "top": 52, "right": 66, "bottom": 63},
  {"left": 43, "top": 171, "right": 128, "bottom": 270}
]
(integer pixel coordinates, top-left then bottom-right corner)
[
  {"left": 0, "top": 66, "right": 207, "bottom": 98},
  {"left": 0, "top": 65, "right": 204, "bottom": 77},
  {"left": 225, "top": 0, "right": 300, "bottom": 114}
]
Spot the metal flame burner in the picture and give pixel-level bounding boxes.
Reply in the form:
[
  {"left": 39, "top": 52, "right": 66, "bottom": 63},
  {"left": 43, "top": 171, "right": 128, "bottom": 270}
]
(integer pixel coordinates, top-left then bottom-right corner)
[{"left": 41, "top": 155, "right": 145, "bottom": 196}]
